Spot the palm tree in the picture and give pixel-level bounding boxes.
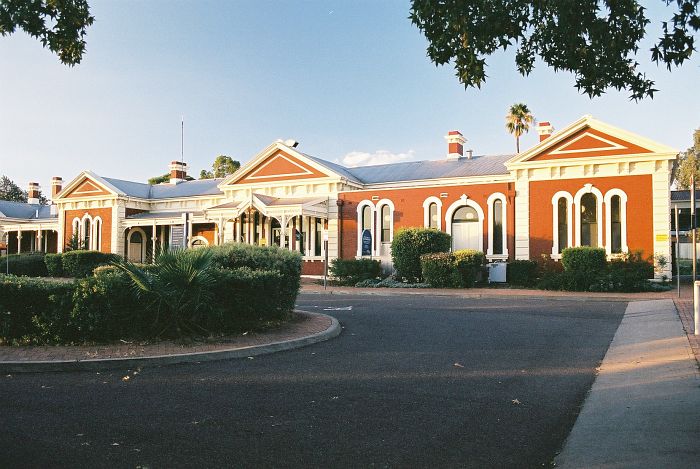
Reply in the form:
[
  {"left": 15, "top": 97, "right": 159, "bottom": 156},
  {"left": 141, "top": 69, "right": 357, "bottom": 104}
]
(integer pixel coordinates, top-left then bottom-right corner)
[
  {"left": 114, "top": 248, "right": 217, "bottom": 338},
  {"left": 505, "top": 103, "right": 535, "bottom": 153}
]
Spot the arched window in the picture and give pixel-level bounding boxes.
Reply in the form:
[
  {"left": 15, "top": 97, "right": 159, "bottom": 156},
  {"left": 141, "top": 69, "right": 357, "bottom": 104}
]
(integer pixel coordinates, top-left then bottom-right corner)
[
  {"left": 82, "top": 217, "right": 91, "bottom": 250},
  {"left": 492, "top": 200, "right": 503, "bottom": 254},
  {"left": 356, "top": 201, "right": 375, "bottom": 257},
  {"left": 580, "top": 193, "right": 598, "bottom": 247},
  {"left": 428, "top": 203, "right": 438, "bottom": 229},
  {"left": 93, "top": 218, "right": 102, "bottom": 251},
  {"left": 604, "top": 189, "right": 628, "bottom": 255},
  {"left": 487, "top": 193, "right": 507, "bottom": 257},
  {"left": 191, "top": 236, "right": 209, "bottom": 249},
  {"left": 445, "top": 195, "right": 484, "bottom": 252},
  {"left": 453, "top": 206, "right": 478, "bottom": 222},
  {"left": 380, "top": 205, "right": 391, "bottom": 242},
  {"left": 72, "top": 219, "right": 80, "bottom": 238},
  {"left": 557, "top": 198, "right": 568, "bottom": 253},
  {"left": 422, "top": 196, "right": 442, "bottom": 230},
  {"left": 128, "top": 230, "right": 144, "bottom": 263},
  {"left": 551, "top": 191, "right": 573, "bottom": 257}
]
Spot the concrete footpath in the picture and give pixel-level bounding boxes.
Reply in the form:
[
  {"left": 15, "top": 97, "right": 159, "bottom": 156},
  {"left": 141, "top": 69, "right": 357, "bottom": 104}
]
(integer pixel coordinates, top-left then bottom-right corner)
[{"left": 555, "top": 299, "right": 700, "bottom": 468}]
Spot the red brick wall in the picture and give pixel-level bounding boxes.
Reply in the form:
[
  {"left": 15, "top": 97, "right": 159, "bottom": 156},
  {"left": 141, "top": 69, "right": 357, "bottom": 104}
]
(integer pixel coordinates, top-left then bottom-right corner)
[
  {"left": 338, "top": 182, "right": 515, "bottom": 259},
  {"left": 302, "top": 260, "right": 325, "bottom": 275},
  {"left": 63, "top": 208, "right": 113, "bottom": 253},
  {"left": 528, "top": 175, "right": 654, "bottom": 260}
]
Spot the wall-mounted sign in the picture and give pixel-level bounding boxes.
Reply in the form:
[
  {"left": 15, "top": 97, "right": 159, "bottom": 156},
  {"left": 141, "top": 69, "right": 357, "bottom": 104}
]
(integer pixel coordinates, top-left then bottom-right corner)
[
  {"left": 361, "top": 229, "right": 372, "bottom": 256},
  {"left": 170, "top": 224, "right": 185, "bottom": 248},
  {"left": 655, "top": 233, "right": 669, "bottom": 242}
]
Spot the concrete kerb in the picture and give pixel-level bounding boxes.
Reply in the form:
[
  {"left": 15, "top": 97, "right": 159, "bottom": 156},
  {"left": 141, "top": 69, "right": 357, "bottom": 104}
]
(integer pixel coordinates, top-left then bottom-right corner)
[{"left": 0, "top": 311, "right": 341, "bottom": 373}]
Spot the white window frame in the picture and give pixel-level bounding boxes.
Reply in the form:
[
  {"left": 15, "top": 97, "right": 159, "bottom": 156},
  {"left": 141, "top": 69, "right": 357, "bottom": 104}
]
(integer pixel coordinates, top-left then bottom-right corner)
[
  {"left": 356, "top": 200, "right": 375, "bottom": 257},
  {"left": 444, "top": 194, "right": 485, "bottom": 252},
  {"left": 80, "top": 213, "right": 93, "bottom": 250},
  {"left": 422, "top": 196, "right": 443, "bottom": 230},
  {"left": 551, "top": 191, "right": 574, "bottom": 259},
  {"left": 92, "top": 216, "right": 102, "bottom": 251},
  {"left": 486, "top": 192, "right": 508, "bottom": 258},
  {"left": 189, "top": 235, "right": 209, "bottom": 248},
  {"left": 375, "top": 199, "right": 395, "bottom": 256},
  {"left": 574, "top": 184, "right": 604, "bottom": 249},
  {"left": 604, "top": 189, "right": 628, "bottom": 255}
]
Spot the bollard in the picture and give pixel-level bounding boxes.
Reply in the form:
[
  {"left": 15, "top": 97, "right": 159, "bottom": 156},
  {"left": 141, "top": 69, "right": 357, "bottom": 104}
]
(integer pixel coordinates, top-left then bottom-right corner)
[{"left": 695, "top": 281, "right": 700, "bottom": 336}]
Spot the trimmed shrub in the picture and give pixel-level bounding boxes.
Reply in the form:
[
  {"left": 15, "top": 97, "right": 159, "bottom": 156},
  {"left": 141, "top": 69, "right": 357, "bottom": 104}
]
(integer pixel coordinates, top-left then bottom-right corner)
[
  {"left": 560, "top": 247, "right": 607, "bottom": 291},
  {"left": 391, "top": 228, "right": 451, "bottom": 282},
  {"left": 355, "top": 275, "right": 430, "bottom": 288},
  {"left": 592, "top": 252, "right": 655, "bottom": 292},
  {"left": 421, "top": 252, "right": 460, "bottom": 288},
  {"left": 329, "top": 258, "right": 381, "bottom": 286},
  {"left": 453, "top": 249, "right": 486, "bottom": 287},
  {"left": 61, "top": 250, "right": 120, "bottom": 278},
  {"left": 210, "top": 243, "right": 302, "bottom": 304},
  {"left": 1, "top": 253, "right": 48, "bottom": 277},
  {"left": 211, "top": 267, "right": 289, "bottom": 327},
  {"left": 44, "top": 253, "right": 64, "bottom": 277},
  {"left": 507, "top": 260, "right": 538, "bottom": 287},
  {"left": 0, "top": 275, "right": 76, "bottom": 345}
]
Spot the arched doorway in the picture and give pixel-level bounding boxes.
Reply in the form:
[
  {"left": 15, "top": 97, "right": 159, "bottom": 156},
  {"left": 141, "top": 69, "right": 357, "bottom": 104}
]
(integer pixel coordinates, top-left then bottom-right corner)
[
  {"left": 451, "top": 206, "right": 480, "bottom": 251},
  {"left": 128, "top": 230, "right": 144, "bottom": 263}
]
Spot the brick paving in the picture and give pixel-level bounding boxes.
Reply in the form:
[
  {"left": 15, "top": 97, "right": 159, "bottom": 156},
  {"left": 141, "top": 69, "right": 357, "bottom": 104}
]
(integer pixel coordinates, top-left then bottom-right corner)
[
  {"left": 0, "top": 311, "right": 331, "bottom": 363},
  {"left": 673, "top": 297, "right": 700, "bottom": 365}
]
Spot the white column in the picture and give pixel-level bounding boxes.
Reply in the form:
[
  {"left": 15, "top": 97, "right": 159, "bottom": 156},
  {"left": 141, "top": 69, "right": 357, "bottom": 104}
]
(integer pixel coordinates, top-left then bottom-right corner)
[
  {"left": 310, "top": 217, "right": 317, "bottom": 257},
  {"left": 235, "top": 217, "right": 241, "bottom": 243},
  {"left": 37, "top": 230, "right": 43, "bottom": 253},
  {"left": 304, "top": 216, "right": 311, "bottom": 257},
  {"left": 151, "top": 221, "right": 157, "bottom": 262},
  {"left": 280, "top": 215, "right": 287, "bottom": 249},
  {"left": 16, "top": 231, "right": 22, "bottom": 254},
  {"left": 514, "top": 172, "right": 530, "bottom": 259}
]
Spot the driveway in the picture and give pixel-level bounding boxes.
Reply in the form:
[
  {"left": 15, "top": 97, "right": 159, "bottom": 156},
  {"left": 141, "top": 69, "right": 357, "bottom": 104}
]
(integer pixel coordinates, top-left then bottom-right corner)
[{"left": 1, "top": 293, "right": 626, "bottom": 468}]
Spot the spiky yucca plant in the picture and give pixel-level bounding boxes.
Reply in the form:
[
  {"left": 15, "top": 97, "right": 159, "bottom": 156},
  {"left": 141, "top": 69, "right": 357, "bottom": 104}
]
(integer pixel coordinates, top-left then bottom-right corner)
[{"left": 113, "top": 248, "right": 217, "bottom": 338}]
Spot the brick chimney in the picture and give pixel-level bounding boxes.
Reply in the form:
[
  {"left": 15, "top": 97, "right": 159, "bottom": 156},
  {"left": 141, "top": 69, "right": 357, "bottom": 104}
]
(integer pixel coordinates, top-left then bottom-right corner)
[
  {"left": 169, "top": 161, "right": 188, "bottom": 184},
  {"left": 27, "top": 182, "right": 40, "bottom": 205},
  {"left": 537, "top": 122, "right": 554, "bottom": 142},
  {"left": 445, "top": 131, "right": 467, "bottom": 159},
  {"left": 51, "top": 177, "right": 63, "bottom": 199}
]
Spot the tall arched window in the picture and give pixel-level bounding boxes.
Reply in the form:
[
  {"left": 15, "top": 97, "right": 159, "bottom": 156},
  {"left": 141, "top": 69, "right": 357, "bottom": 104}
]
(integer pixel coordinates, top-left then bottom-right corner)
[
  {"left": 492, "top": 200, "right": 503, "bottom": 254},
  {"left": 380, "top": 204, "right": 391, "bottom": 242},
  {"left": 580, "top": 193, "right": 598, "bottom": 247},
  {"left": 551, "top": 191, "right": 573, "bottom": 257},
  {"left": 82, "top": 217, "right": 91, "bottom": 250},
  {"left": 487, "top": 193, "right": 507, "bottom": 257},
  {"left": 428, "top": 203, "right": 438, "bottom": 229},
  {"left": 610, "top": 195, "right": 622, "bottom": 253},
  {"left": 604, "top": 189, "right": 628, "bottom": 255},
  {"left": 557, "top": 198, "right": 568, "bottom": 254},
  {"left": 72, "top": 219, "right": 80, "bottom": 238},
  {"left": 93, "top": 218, "right": 102, "bottom": 251},
  {"left": 356, "top": 201, "right": 375, "bottom": 257}
]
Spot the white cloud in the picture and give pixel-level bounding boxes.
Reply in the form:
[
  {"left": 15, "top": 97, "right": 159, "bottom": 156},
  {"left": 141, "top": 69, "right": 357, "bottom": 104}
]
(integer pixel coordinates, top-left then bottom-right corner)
[{"left": 339, "top": 149, "right": 416, "bottom": 167}]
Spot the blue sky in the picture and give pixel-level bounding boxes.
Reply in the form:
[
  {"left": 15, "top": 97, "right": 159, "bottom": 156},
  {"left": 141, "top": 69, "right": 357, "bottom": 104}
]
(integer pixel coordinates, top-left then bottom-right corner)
[{"left": 1, "top": 0, "right": 698, "bottom": 190}]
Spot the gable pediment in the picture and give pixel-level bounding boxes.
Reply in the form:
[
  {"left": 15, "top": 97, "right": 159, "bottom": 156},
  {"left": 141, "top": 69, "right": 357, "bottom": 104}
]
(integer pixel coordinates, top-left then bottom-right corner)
[
  {"left": 528, "top": 127, "right": 652, "bottom": 162},
  {"left": 507, "top": 116, "right": 677, "bottom": 168},
  {"left": 63, "top": 177, "right": 112, "bottom": 198},
  {"left": 224, "top": 146, "right": 335, "bottom": 187}
]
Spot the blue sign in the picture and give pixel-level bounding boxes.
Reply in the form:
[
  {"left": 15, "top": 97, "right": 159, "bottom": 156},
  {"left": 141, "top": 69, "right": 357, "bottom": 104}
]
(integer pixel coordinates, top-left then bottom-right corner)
[{"left": 361, "top": 229, "right": 372, "bottom": 256}]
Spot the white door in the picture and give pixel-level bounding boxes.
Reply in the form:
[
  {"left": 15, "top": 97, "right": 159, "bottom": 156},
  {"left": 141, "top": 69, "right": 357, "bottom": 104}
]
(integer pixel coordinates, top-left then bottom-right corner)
[
  {"left": 452, "top": 222, "right": 480, "bottom": 251},
  {"left": 128, "top": 231, "right": 144, "bottom": 263}
]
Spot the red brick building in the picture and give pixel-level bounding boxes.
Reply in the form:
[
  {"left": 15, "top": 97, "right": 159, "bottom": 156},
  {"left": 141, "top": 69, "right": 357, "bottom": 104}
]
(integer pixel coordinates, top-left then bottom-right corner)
[{"left": 0, "top": 116, "right": 678, "bottom": 278}]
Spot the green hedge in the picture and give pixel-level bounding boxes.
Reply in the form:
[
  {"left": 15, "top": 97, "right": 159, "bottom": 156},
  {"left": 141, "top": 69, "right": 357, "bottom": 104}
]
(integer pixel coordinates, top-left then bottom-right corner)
[
  {"left": 421, "top": 253, "right": 460, "bottom": 288},
  {"left": 210, "top": 243, "right": 301, "bottom": 305},
  {"left": 1, "top": 253, "right": 48, "bottom": 277},
  {"left": 329, "top": 258, "right": 381, "bottom": 286},
  {"left": 0, "top": 275, "right": 76, "bottom": 345},
  {"left": 453, "top": 249, "right": 486, "bottom": 287},
  {"left": 44, "top": 253, "right": 64, "bottom": 277},
  {"left": 561, "top": 247, "right": 607, "bottom": 291},
  {"left": 391, "top": 228, "right": 451, "bottom": 282},
  {"left": 60, "top": 250, "right": 120, "bottom": 278},
  {"left": 507, "top": 260, "right": 538, "bottom": 287}
]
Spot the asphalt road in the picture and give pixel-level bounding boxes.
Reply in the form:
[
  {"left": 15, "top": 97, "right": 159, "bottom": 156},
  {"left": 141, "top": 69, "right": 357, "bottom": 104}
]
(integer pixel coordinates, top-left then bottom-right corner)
[{"left": 1, "top": 293, "right": 626, "bottom": 469}]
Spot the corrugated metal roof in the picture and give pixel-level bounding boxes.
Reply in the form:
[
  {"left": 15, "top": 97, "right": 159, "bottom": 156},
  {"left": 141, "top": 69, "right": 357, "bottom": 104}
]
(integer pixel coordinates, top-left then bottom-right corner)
[
  {"left": 0, "top": 200, "right": 56, "bottom": 220},
  {"left": 343, "top": 154, "right": 512, "bottom": 184},
  {"left": 302, "top": 152, "right": 512, "bottom": 185},
  {"left": 103, "top": 177, "right": 224, "bottom": 199}
]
